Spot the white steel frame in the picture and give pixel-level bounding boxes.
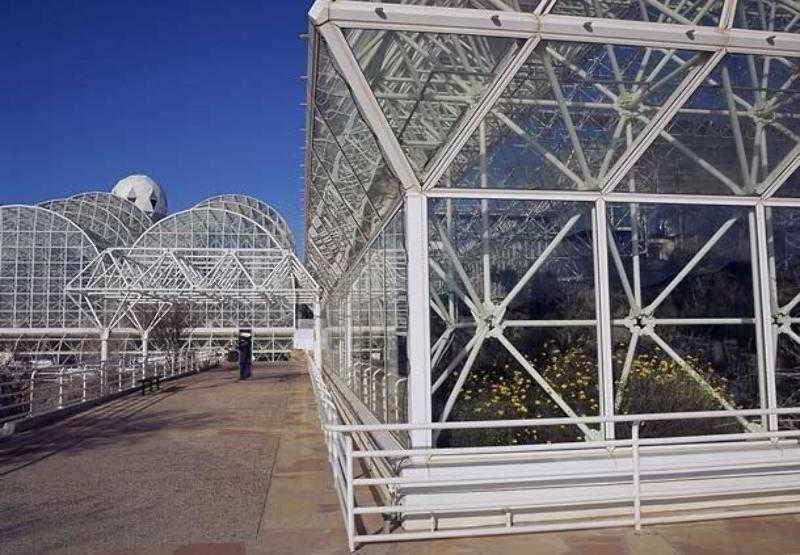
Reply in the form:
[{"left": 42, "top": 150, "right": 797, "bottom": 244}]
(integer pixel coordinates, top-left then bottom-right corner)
[
  {"left": 0, "top": 194, "right": 311, "bottom": 363},
  {"left": 306, "top": 0, "right": 800, "bottom": 547}
]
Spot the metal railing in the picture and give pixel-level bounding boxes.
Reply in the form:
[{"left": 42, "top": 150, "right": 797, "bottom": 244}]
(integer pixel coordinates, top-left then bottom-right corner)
[
  {"left": 308, "top": 363, "right": 800, "bottom": 551},
  {"left": 0, "top": 350, "right": 222, "bottom": 427},
  {"left": 344, "top": 363, "right": 407, "bottom": 425}
]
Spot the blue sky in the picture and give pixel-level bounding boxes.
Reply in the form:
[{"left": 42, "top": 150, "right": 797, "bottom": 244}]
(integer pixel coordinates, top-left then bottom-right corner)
[{"left": 0, "top": 0, "right": 311, "bottom": 250}]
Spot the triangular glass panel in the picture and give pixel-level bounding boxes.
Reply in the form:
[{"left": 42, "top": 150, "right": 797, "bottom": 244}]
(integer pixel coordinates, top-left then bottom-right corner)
[
  {"left": 550, "top": 0, "right": 723, "bottom": 26},
  {"left": 312, "top": 107, "right": 381, "bottom": 240},
  {"left": 342, "top": 28, "right": 522, "bottom": 175},
  {"left": 733, "top": 0, "right": 800, "bottom": 32},
  {"left": 310, "top": 37, "right": 407, "bottom": 289},
  {"left": 619, "top": 53, "right": 800, "bottom": 196},
  {"left": 435, "top": 41, "right": 701, "bottom": 191}
]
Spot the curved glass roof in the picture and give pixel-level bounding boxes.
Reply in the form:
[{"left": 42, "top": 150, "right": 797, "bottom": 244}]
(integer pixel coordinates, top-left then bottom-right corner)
[
  {"left": 39, "top": 197, "right": 137, "bottom": 249},
  {"left": 133, "top": 206, "right": 280, "bottom": 249},
  {"left": 0, "top": 205, "right": 98, "bottom": 329},
  {"left": 71, "top": 191, "right": 153, "bottom": 239},
  {"left": 195, "top": 195, "right": 294, "bottom": 249}
]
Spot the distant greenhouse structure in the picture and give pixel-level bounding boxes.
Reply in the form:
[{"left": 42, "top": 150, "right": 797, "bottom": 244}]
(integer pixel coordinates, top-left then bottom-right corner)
[
  {"left": 0, "top": 182, "right": 316, "bottom": 363},
  {"left": 303, "top": 0, "right": 800, "bottom": 548}
]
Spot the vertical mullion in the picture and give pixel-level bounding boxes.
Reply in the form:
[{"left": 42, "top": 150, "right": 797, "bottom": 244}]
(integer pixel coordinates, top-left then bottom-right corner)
[
  {"left": 593, "top": 199, "right": 616, "bottom": 440},
  {"left": 748, "top": 210, "right": 769, "bottom": 430},
  {"left": 755, "top": 203, "right": 779, "bottom": 430},
  {"left": 405, "top": 191, "right": 432, "bottom": 447}
]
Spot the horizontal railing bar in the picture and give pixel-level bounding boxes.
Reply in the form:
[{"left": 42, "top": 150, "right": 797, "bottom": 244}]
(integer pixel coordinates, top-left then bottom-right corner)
[
  {"left": 353, "top": 482, "right": 800, "bottom": 516},
  {"left": 354, "top": 495, "right": 635, "bottom": 515},
  {"left": 351, "top": 430, "right": 800, "bottom": 459},
  {"left": 352, "top": 517, "right": 636, "bottom": 543},
  {"left": 353, "top": 457, "right": 800, "bottom": 488},
  {"left": 327, "top": 407, "right": 800, "bottom": 433},
  {"left": 354, "top": 469, "right": 631, "bottom": 488}
]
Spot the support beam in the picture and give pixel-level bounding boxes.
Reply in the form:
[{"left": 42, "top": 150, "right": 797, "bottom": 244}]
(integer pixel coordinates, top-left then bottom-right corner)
[
  {"left": 321, "top": 0, "right": 800, "bottom": 56},
  {"left": 316, "top": 22, "right": 422, "bottom": 192},
  {"left": 100, "top": 328, "right": 110, "bottom": 363},
  {"left": 405, "top": 191, "right": 433, "bottom": 447}
]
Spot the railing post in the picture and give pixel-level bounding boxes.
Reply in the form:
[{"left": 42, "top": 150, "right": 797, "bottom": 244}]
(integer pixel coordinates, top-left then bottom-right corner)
[
  {"left": 313, "top": 300, "right": 323, "bottom": 368},
  {"left": 28, "top": 370, "right": 37, "bottom": 416},
  {"left": 58, "top": 369, "right": 64, "bottom": 409},
  {"left": 632, "top": 421, "right": 642, "bottom": 532},
  {"left": 345, "top": 434, "right": 355, "bottom": 552},
  {"left": 383, "top": 375, "right": 389, "bottom": 423},
  {"left": 82, "top": 372, "right": 87, "bottom": 403},
  {"left": 141, "top": 329, "right": 149, "bottom": 378},
  {"left": 100, "top": 328, "right": 110, "bottom": 363}
]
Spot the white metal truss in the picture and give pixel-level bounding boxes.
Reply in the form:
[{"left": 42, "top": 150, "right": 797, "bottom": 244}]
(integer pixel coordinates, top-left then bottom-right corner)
[
  {"left": 67, "top": 247, "right": 318, "bottom": 310},
  {"left": 301, "top": 0, "right": 800, "bottom": 547},
  {"left": 0, "top": 193, "right": 309, "bottom": 363},
  {"left": 306, "top": 0, "right": 800, "bottom": 445}
]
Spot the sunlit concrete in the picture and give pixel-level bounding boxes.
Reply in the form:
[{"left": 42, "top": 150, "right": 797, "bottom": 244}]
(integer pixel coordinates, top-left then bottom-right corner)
[{"left": 2, "top": 359, "right": 799, "bottom": 554}]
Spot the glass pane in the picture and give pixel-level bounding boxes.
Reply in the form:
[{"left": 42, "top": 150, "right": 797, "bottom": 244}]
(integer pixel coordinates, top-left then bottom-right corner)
[
  {"left": 344, "top": 28, "right": 522, "bottom": 174},
  {"left": 774, "top": 167, "right": 800, "bottom": 197},
  {"left": 310, "top": 37, "right": 404, "bottom": 290},
  {"left": 428, "top": 197, "right": 599, "bottom": 446},
  {"left": 613, "top": 329, "right": 760, "bottom": 438},
  {"left": 608, "top": 202, "right": 762, "bottom": 437},
  {"left": 551, "top": 0, "right": 724, "bottom": 26},
  {"left": 435, "top": 41, "right": 702, "bottom": 191},
  {"left": 770, "top": 206, "right": 800, "bottom": 428},
  {"left": 619, "top": 53, "right": 800, "bottom": 196},
  {"left": 776, "top": 334, "right": 800, "bottom": 426},
  {"left": 733, "top": 0, "right": 800, "bottom": 33}
]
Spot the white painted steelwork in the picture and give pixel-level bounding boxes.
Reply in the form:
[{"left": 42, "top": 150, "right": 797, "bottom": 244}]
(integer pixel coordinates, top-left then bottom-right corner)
[
  {"left": 305, "top": 0, "right": 800, "bottom": 548},
  {"left": 1, "top": 193, "right": 315, "bottom": 363}
]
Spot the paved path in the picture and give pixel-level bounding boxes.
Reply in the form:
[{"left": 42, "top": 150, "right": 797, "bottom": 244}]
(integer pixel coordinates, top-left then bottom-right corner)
[
  {"left": 0, "top": 361, "right": 347, "bottom": 555},
  {"left": 2, "top": 361, "right": 800, "bottom": 555}
]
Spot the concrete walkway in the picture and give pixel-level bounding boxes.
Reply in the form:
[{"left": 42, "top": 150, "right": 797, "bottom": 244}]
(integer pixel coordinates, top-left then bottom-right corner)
[{"left": 1, "top": 361, "right": 800, "bottom": 555}]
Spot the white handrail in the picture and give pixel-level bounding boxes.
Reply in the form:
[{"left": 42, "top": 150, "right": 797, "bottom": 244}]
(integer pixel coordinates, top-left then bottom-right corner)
[
  {"left": 306, "top": 360, "right": 800, "bottom": 550},
  {"left": 0, "top": 350, "right": 222, "bottom": 426}
]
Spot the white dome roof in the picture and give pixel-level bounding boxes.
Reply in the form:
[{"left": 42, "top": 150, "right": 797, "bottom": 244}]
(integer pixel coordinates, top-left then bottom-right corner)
[{"left": 112, "top": 175, "right": 168, "bottom": 220}]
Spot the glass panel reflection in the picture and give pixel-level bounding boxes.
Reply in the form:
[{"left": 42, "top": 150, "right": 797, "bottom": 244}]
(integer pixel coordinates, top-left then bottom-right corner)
[{"left": 428, "top": 197, "right": 600, "bottom": 445}]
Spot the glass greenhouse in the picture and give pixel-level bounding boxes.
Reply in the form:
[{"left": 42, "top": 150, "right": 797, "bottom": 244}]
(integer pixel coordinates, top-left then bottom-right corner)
[
  {"left": 0, "top": 191, "right": 313, "bottom": 362},
  {"left": 304, "top": 0, "right": 800, "bottom": 545}
]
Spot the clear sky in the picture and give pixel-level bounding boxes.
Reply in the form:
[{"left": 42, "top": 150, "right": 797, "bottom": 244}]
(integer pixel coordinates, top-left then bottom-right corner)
[{"left": 0, "top": 0, "right": 312, "bottom": 250}]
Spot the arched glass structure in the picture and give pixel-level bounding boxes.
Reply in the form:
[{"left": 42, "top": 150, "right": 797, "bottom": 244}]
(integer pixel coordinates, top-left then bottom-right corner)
[
  {"left": 195, "top": 194, "right": 295, "bottom": 249},
  {"left": 71, "top": 191, "right": 153, "bottom": 239},
  {"left": 39, "top": 198, "right": 139, "bottom": 249},
  {"left": 0, "top": 191, "right": 152, "bottom": 359},
  {"left": 305, "top": 0, "right": 800, "bottom": 545},
  {"left": 133, "top": 206, "right": 280, "bottom": 250},
  {"left": 60, "top": 195, "right": 316, "bottom": 362},
  {"left": 0, "top": 205, "right": 99, "bottom": 330},
  {"left": 126, "top": 203, "right": 298, "bottom": 359},
  {"left": 1, "top": 192, "right": 312, "bottom": 363}
]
